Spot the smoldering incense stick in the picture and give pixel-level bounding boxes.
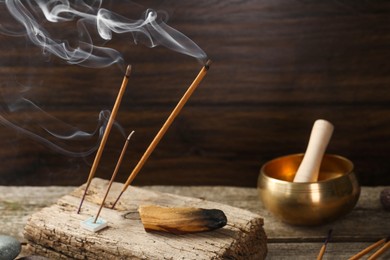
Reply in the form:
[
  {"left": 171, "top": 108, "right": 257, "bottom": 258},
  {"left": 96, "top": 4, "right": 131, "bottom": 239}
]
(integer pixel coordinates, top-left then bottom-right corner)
[
  {"left": 77, "top": 65, "right": 132, "bottom": 214},
  {"left": 93, "top": 131, "right": 135, "bottom": 223},
  {"left": 111, "top": 60, "right": 211, "bottom": 209},
  {"left": 317, "top": 229, "right": 332, "bottom": 260}
]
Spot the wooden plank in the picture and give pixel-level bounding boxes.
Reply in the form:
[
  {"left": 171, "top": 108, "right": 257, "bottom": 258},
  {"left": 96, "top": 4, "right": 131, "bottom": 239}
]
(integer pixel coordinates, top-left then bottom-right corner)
[
  {"left": 1, "top": 185, "right": 389, "bottom": 258},
  {"left": 2, "top": 1, "right": 389, "bottom": 106},
  {"left": 1, "top": 185, "right": 388, "bottom": 243},
  {"left": 21, "top": 243, "right": 389, "bottom": 259},
  {"left": 267, "top": 242, "right": 390, "bottom": 260},
  {"left": 0, "top": 1, "right": 390, "bottom": 187},
  {"left": 1, "top": 105, "right": 390, "bottom": 187},
  {"left": 148, "top": 186, "right": 390, "bottom": 242},
  {"left": 23, "top": 178, "right": 267, "bottom": 259}
]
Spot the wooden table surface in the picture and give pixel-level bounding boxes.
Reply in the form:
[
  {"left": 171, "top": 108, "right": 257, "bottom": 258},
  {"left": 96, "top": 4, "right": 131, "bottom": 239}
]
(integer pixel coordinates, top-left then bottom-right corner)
[{"left": 1, "top": 185, "right": 389, "bottom": 259}]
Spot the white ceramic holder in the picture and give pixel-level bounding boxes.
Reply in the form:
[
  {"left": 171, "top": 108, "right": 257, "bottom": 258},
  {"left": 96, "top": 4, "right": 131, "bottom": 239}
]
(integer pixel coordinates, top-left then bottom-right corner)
[
  {"left": 293, "top": 119, "right": 334, "bottom": 183},
  {"left": 80, "top": 217, "right": 108, "bottom": 232}
]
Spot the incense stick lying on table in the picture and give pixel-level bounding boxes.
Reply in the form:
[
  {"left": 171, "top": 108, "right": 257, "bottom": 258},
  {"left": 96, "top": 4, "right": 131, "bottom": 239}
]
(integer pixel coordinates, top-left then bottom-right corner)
[
  {"left": 348, "top": 236, "right": 390, "bottom": 260},
  {"left": 77, "top": 65, "right": 132, "bottom": 214},
  {"left": 367, "top": 238, "right": 390, "bottom": 260},
  {"left": 111, "top": 60, "right": 211, "bottom": 209}
]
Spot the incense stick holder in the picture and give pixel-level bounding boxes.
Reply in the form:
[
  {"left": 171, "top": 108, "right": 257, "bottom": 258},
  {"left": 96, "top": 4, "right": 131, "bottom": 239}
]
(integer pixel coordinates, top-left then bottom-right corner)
[
  {"left": 24, "top": 178, "right": 267, "bottom": 259},
  {"left": 257, "top": 154, "right": 360, "bottom": 226},
  {"left": 80, "top": 217, "right": 108, "bottom": 232}
]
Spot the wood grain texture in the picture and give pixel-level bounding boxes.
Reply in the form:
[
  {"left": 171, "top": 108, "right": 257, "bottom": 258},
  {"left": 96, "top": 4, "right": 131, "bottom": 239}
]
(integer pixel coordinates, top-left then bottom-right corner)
[
  {"left": 23, "top": 178, "right": 267, "bottom": 259},
  {"left": 1, "top": 185, "right": 388, "bottom": 258},
  {"left": 267, "top": 242, "right": 390, "bottom": 260},
  {"left": 1, "top": 185, "right": 388, "bottom": 244},
  {"left": 0, "top": 1, "right": 389, "bottom": 186}
]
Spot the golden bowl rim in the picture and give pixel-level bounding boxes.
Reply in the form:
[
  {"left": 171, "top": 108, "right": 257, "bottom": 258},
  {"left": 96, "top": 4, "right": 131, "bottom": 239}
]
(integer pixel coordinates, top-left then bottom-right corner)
[{"left": 259, "top": 153, "right": 355, "bottom": 185}]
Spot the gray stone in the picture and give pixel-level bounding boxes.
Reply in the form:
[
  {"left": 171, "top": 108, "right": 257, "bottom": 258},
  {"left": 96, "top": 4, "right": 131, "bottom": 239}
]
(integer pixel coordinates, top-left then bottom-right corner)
[{"left": 0, "top": 235, "right": 21, "bottom": 260}]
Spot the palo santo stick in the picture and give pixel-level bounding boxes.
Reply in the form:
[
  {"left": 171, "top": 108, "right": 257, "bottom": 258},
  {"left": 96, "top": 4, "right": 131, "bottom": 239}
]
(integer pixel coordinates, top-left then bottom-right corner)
[
  {"left": 93, "top": 131, "right": 135, "bottom": 223},
  {"left": 77, "top": 65, "right": 132, "bottom": 214},
  {"left": 138, "top": 205, "right": 227, "bottom": 234},
  {"left": 317, "top": 229, "right": 332, "bottom": 260},
  {"left": 111, "top": 60, "right": 211, "bottom": 209}
]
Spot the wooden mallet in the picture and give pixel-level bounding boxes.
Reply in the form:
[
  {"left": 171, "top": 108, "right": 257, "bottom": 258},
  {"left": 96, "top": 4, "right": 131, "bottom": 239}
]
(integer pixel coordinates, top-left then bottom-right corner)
[{"left": 293, "top": 119, "right": 334, "bottom": 182}]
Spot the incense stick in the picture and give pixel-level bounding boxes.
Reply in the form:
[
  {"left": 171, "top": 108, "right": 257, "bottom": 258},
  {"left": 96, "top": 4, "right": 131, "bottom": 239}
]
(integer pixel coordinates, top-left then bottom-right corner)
[
  {"left": 111, "top": 60, "right": 211, "bottom": 209},
  {"left": 93, "top": 131, "right": 135, "bottom": 223},
  {"left": 77, "top": 65, "right": 132, "bottom": 214},
  {"left": 367, "top": 239, "right": 390, "bottom": 260},
  {"left": 317, "top": 229, "right": 332, "bottom": 260},
  {"left": 349, "top": 237, "right": 389, "bottom": 260}
]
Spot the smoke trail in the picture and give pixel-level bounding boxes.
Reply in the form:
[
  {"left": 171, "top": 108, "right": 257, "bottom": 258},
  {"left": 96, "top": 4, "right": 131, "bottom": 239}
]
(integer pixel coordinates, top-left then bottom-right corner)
[
  {"left": 1, "top": 0, "right": 207, "bottom": 68},
  {"left": 0, "top": 0, "right": 207, "bottom": 157},
  {"left": 0, "top": 94, "right": 124, "bottom": 157}
]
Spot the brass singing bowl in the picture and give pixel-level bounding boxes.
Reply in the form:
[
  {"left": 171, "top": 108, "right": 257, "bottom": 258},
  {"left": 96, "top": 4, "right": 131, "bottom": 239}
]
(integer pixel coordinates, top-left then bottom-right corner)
[{"left": 257, "top": 154, "right": 360, "bottom": 226}]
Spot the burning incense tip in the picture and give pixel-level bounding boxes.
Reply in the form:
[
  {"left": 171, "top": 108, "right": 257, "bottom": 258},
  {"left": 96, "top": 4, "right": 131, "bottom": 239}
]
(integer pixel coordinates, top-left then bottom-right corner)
[
  {"left": 77, "top": 64, "right": 132, "bottom": 214},
  {"left": 127, "top": 132, "right": 134, "bottom": 141},
  {"left": 204, "top": 59, "right": 212, "bottom": 71},
  {"left": 111, "top": 61, "right": 211, "bottom": 208},
  {"left": 93, "top": 131, "right": 135, "bottom": 223},
  {"left": 125, "top": 65, "right": 132, "bottom": 78}
]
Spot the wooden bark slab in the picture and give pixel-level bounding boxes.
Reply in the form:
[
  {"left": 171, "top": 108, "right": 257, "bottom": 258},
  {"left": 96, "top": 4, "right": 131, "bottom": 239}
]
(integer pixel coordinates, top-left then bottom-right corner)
[{"left": 23, "top": 178, "right": 267, "bottom": 259}]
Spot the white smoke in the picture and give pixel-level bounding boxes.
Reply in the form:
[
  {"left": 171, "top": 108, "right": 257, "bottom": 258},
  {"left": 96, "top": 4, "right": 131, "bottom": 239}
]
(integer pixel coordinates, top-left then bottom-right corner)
[
  {"left": 0, "top": 94, "right": 118, "bottom": 157},
  {"left": 0, "top": 0, "right": 207, "bottom": 157},
  {"left": 1, "top": 0, "right": 207, "bottom": 68}
]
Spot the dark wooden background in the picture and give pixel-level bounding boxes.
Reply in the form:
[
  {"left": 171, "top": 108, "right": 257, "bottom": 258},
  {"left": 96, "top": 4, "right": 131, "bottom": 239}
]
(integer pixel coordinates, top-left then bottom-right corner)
[{"left": 0, "top": 0, "right": 389, "bottom": 186}]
